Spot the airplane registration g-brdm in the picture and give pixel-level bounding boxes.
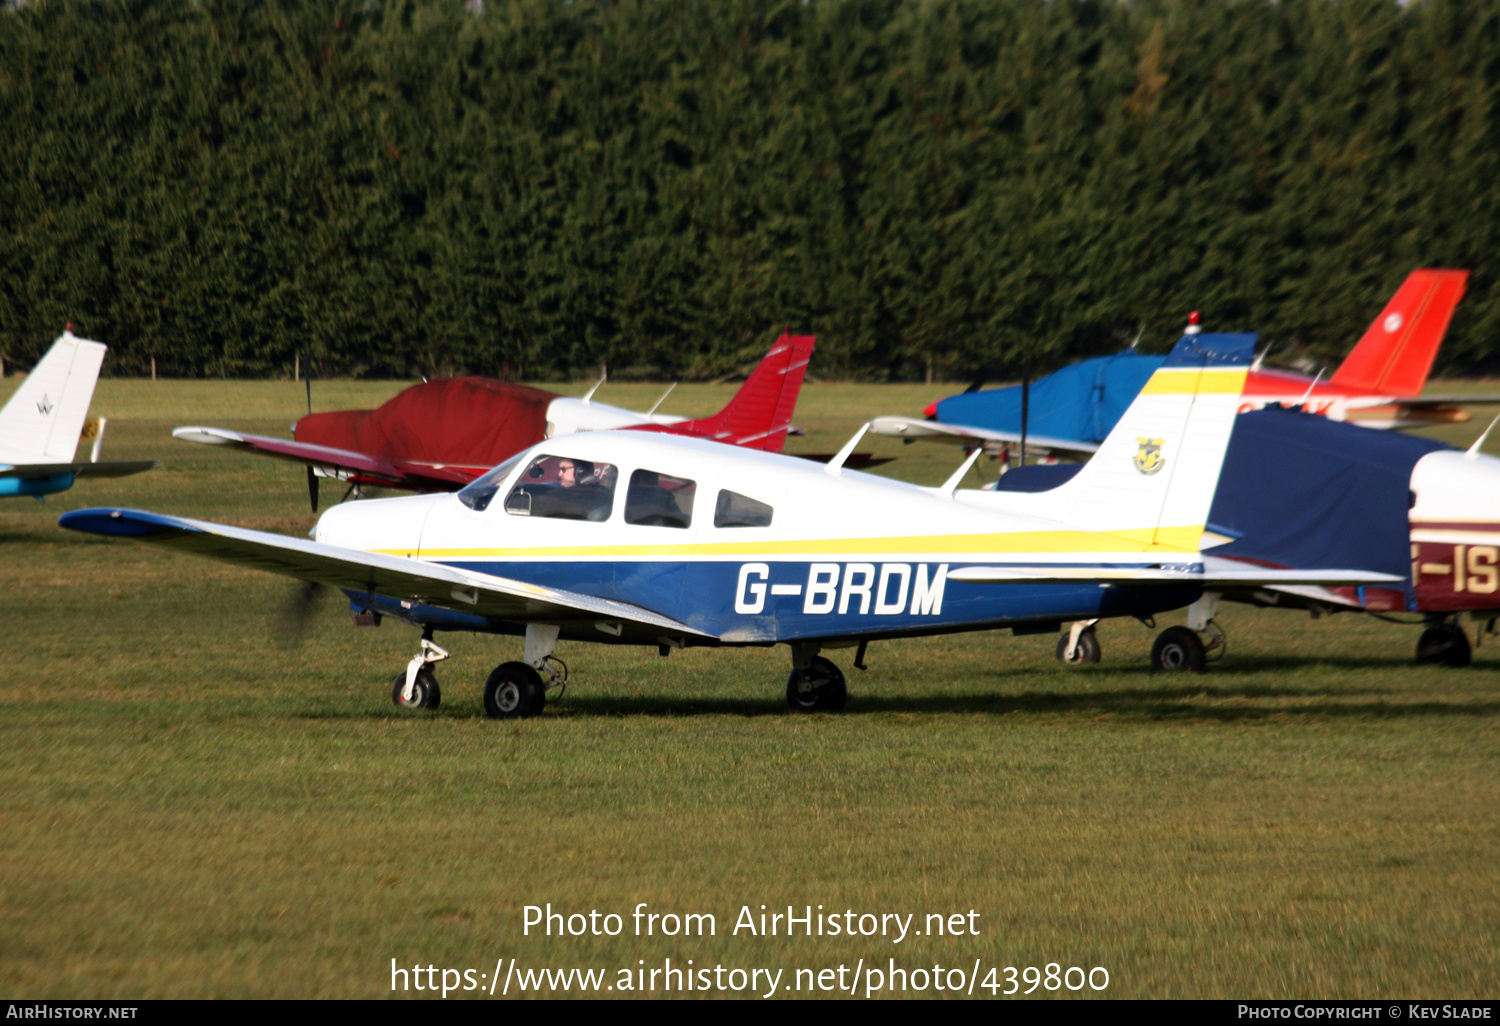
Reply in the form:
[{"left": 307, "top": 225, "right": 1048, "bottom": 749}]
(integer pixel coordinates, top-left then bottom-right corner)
[{"left": 60, "top": 333, "right": 1397, "bottom": 718}]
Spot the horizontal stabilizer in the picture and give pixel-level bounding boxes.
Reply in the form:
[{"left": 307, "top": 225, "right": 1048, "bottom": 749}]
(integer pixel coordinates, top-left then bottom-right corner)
[
  {"left": 59, "top": 507, "right": 713, "bottom": 638},
  {"left": 0, "top": 460, "right": 158, "bottom": 480}
]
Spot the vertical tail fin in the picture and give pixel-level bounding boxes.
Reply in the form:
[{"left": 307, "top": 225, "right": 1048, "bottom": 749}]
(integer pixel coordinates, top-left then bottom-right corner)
[
  {"left": 0, "top": 330, "right": 108, "bottom": 464},
  {"left": 1328, "top": 269, "right": 1469, "bottom": 396},
  {"left": 1030, "top": 333, "right": 1255, "bottom": 550},
  {"left": 668, "top": 333, "right": 816, "bottom": 451}
]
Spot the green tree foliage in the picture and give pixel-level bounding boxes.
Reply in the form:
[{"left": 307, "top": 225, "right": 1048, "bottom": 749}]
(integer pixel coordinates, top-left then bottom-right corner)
[{"left": 2, "top": 0, "right": 1498, "bottom": 379}]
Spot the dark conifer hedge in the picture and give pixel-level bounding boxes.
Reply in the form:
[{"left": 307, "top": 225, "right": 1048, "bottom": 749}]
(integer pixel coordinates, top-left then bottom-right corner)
[{"left": 3, "top": 0, "right": 1498, "bottom": 380}]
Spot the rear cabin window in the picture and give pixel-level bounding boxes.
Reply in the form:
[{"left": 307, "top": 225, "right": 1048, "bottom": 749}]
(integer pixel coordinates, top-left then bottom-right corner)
[
  {"left": 714, "top": 489, "right": 773, "bottom": 528},
  {"left": 624, "top": 469, "right": 696, "bottom": 528},
  {"left": 503, "top": 455, "right": 618, "bottom": 521}
]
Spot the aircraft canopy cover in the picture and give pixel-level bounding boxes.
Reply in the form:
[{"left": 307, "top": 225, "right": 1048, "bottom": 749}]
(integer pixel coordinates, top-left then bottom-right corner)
[
  {"left": 996, "top": 409, "right": 1450, "bottom": 600},
  {"left": 295, "top": 377, "right": 558, "bottom": 468},
  {"left": 934, "top": 350, "right": 1166, "bottom": 445},
  {"left": 1206, "top": 408, "right": 1447, "bottom": 597}
]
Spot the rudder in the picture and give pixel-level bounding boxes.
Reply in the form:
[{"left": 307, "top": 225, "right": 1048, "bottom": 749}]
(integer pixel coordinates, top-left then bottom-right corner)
[
  {"left": 0, "top": 330, "right": 108, "bottom": 464},
  {"left": 1328, "top": 269, "right": 1469, "bottom": 396},
  {"left": 667, "top": 333, "right": 815, "bottom": 451},
  {"left": 1029, "top": 333, "right": 1255, "bottom": 550}
]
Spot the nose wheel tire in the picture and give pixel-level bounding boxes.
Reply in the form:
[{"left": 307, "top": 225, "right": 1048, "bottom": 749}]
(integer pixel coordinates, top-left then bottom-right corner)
[
  {"left": 786, "top": 656, "right": 847, "bottom": 712},
  {"left": 1056, "top": 629, "right": 1101, "bottom": 664},
  {"left": 392, "top": 668, "right": 441, "bottom": 709},
  {"left": 1416, "top": 623, "right": 1472, "bottom": 667},
  {"left": 1150, "top": 626, "right": 1206, "bottom": 673},
  {"left": 484, "top": 661, "right": 545, "bottom": 719}
]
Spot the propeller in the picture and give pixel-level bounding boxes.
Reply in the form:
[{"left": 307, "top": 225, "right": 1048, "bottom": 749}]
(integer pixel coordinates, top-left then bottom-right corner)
[
  {"left": 274, "top": 578, "right": 329, "bottom": 648},
  {"left": 304, "top": 352, "right": 318, "bottom": 511}
]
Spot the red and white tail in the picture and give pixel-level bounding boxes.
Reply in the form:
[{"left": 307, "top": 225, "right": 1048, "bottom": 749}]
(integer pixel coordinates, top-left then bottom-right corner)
[
  {"left": 1329, "top": 269, "right": 1469, "bottom": 396},
  {"left": 662, "top": 333, "right": 815, "bottom": 451}
]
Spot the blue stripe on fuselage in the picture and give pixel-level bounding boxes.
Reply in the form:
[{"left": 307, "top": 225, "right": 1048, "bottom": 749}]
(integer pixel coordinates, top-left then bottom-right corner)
[{"left": 431, "top": 559, "right": 1202, "bottom": 642}]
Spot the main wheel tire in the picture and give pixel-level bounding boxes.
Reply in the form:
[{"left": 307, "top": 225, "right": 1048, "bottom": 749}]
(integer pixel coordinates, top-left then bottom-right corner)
[
  {"left": 1056, "top": 629, "right": 1102, "bottom": 665},
  {"left": 1416, "top": 624, "right": 1472, "bottom": 667},
  {"left": 1150, "top": 626, "right": 1207, "bottom": 673},
  {"left": 392, "top": 668, "right": 441, "bottom": 709},
  {"left": 484, "top": 661, "right": 545, "bottom": 719},
  {"left": 786, "top": 656, "right": 848, "bottom": 712}
]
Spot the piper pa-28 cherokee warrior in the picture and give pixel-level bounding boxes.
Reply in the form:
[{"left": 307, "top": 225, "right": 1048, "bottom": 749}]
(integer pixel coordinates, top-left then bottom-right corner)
[{"left": 61, "top": 333, "right": 1396, "bottom": 718}]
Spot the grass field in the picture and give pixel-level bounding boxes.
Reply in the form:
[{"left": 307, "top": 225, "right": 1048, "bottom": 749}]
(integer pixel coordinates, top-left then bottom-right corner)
[{"left": 1, "top": 377, "right": 1497, "bottom": 999}]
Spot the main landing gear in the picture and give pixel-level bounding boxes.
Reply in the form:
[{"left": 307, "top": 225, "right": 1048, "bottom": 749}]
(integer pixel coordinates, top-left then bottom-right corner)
[
  {"left": 786, "top": 642, "right": 848, "bottom": 712},
  {"left": 1415, "top": 617, "right": 1472, "bottom": 667},
  {"left": 1148, "top": 593, "right": 1227, "bottom": 673},
  {"left": 392, "top": 624, "right": 567, "bottom": 719}
]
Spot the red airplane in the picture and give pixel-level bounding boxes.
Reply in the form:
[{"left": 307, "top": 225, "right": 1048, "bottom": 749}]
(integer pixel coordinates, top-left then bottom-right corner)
[
  {"left": 177, "top": 332, "right": 817, "bottom": 508},
  {"left": 884, "top": 269, "right": 1475, "bottom": 457},
  {"left": 1237, "top": 268, "right": 1474, "bottom": 427}
]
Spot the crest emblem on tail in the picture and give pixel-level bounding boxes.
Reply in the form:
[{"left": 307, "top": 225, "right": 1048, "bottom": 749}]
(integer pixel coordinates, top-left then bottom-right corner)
[{"left": 1134, "top": 437, "right": 1165, "bottom": 476}]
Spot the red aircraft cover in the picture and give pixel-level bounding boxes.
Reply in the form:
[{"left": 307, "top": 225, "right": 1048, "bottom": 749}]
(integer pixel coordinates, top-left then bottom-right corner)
[{"left": 295, "top": 378, "right": 558, "bottom": 473}]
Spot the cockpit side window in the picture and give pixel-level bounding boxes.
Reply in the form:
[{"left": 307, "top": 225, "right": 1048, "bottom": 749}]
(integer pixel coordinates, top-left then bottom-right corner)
[
  {"left": 502, "top": 455, "right": 618, "bottom": 521},
  {"left": 624, "top": 469, "right": 696, "bottom": 529},
  {"left": 714, "top": 489, "right": 773, "bottom": 528},
  {"left": 456, "top": 453, "right": 526, "bottom": 511}
]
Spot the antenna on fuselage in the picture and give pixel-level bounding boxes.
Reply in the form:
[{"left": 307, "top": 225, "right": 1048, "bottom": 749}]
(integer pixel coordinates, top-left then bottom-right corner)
[
  {"left": 1466, "top": 413, "right": 1500, "bottom": 461},
  {"left": 582, "top": 365, "right": 606, "bottom": 404},
  {"left": 647, "top": 382, "right": 677, "bottom": 416},
  {"left": 938, "top": 446, "right": 985, "bottom": 497},
  {"left": 825, "top": 423, "right": 871, "bottom": 476},
  {"left": 1296, "top": 368, "right": 1326, "bottom": 410}
]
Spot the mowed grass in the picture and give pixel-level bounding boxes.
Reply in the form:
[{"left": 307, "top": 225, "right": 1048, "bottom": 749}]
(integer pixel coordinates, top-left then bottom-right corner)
[{"left": 0, "top": 378, "right": 1497, "bottom": 999}]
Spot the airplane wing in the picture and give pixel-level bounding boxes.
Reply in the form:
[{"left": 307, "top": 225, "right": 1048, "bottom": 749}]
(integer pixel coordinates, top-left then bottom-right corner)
[
  {"left": 947, "top": 565, "right": 1402, "bottom": 586},
  {"left": 0, "top": 460, "right": 157, "bottom": 479},
  {"left": 867, "top": 416, "right": 1100, "bottom": 458},
  {"left": 172, "top": 427, "right": 481, "bottom": 489},
  {"left": 58, "top": 507, "right": 713, "bottom": 638}
]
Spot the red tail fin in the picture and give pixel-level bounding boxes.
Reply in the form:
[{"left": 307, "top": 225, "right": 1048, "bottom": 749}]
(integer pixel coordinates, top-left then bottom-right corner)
[
  {"left": 665, "top": 333, "right": 816, "bottom": 451},
  {"left": 1328, "top": 269, "right": 1470, "bottom": 396}
]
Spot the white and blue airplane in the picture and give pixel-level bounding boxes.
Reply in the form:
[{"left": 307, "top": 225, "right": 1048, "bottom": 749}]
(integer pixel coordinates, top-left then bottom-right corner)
[
  {"left": 59, "top": 333, "right": 1395, "bottom": 716},
  {"left": 1, "top": 329, "right": 156, "bottom": 499}
]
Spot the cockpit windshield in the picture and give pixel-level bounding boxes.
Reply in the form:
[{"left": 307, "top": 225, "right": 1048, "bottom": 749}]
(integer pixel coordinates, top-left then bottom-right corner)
[{"left": 456, "top": 453, "right": 526, "bottom": 511}]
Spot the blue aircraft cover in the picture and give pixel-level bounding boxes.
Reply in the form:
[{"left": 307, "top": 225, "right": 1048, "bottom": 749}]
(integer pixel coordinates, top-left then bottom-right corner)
[
  {"left": 994, "top": 409, "right": 1451, "bottom": 600},
  {"left": 934, "top": 350, "right": 1166, "bottom": 445}
]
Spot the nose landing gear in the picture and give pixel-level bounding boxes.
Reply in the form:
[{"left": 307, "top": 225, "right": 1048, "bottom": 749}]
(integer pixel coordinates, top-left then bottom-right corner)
[{"left": 393, "top": 635, "right": 449, "bottom": 709}]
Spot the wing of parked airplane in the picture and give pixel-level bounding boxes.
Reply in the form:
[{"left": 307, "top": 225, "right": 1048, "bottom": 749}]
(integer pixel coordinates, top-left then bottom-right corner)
[{"left": 866, "top": 415, "right": 1100, "bottom": 459}]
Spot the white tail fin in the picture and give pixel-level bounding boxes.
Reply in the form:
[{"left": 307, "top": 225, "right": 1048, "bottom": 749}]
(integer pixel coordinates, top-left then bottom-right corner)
[
  {"left": 0, "top": 330, "right": 108, "bottom": 464},
  {"left": 1028, "top": 333, "right": 1255, "bottom": 550}
]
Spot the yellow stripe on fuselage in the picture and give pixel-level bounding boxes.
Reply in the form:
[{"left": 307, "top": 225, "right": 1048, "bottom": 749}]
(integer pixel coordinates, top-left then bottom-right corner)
[
  {"left": 1138, "top": 368, "right": 1247, "bottom": 395},
  {"left": 397, "top": 524, "right": 1207, "bottom": 561}
]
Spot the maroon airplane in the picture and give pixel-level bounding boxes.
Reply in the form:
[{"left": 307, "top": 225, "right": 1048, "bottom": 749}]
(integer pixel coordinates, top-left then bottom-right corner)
[{"left": 177, "top": 333, "right": 822, "bottom": 508}]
